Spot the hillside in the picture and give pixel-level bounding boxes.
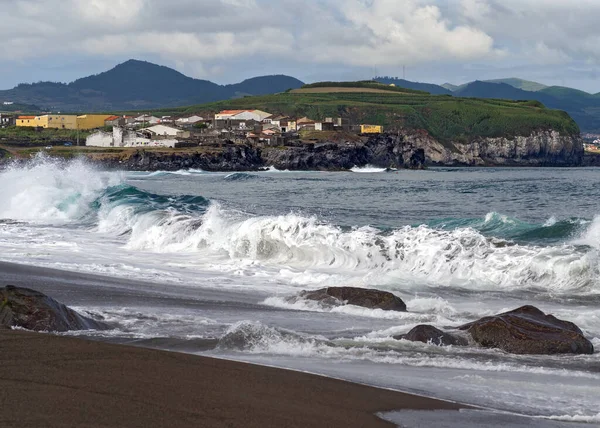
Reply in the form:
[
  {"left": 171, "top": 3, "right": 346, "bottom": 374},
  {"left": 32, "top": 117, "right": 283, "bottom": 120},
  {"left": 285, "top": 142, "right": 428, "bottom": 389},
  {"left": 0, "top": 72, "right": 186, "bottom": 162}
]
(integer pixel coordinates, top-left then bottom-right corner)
[
  {"left": 374, "top": 77, "right": 451, "bottom": 95},
  {"left": 167, "top": 82, "right": 578, "bottom": 144},
  {"left": 0, "top": 60, "right": 304, "bottom": 112},
  {"left": 443, "top": 79, "right": 600, "bottom": 132}
]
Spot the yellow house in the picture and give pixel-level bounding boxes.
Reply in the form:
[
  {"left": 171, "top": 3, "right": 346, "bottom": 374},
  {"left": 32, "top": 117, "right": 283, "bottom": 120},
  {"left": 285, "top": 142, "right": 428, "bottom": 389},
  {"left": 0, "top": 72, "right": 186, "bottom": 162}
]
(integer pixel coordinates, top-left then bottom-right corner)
[
  {"left": 16, "top": 116, "right": 37, "bottom": 127},
  {"left": 77, "top": 115, "right": 112, "bottom": 130},
  {"left": 360, "top": 125, "right": 383, "bottom": 134},
  {"left": 16, "top": 115, "right": 79, "bottom": 129}
]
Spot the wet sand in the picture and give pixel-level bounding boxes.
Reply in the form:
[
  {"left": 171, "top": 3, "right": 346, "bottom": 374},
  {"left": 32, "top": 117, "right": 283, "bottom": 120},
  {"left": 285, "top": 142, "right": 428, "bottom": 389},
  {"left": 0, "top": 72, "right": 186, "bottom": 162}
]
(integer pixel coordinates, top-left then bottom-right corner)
[{"left": 0, "top": 329, "right": 464, "bottom": 428}]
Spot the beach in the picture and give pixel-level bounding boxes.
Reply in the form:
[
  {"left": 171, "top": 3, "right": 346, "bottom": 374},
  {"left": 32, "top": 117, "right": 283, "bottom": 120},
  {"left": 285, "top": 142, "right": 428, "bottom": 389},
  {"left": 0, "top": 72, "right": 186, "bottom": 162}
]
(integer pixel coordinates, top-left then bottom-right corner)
[
  {"left": 0, "top": 162, "right": 599, "bottom": 426},
  {"left": 0, "top": 328, "right": 462, "bottom": 428}
]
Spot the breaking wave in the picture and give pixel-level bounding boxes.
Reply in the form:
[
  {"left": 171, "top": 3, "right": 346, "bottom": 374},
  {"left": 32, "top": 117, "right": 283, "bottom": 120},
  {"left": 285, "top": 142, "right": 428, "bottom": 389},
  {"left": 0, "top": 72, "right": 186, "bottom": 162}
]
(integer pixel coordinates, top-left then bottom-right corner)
[{"left": 2, "top": 157, "right": 600, "bottom": 294}]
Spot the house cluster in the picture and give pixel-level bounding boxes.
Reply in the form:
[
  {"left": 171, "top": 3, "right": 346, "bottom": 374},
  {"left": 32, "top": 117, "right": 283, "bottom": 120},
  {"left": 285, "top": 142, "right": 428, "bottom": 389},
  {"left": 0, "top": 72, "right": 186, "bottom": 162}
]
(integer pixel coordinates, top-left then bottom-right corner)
[
  {"left": 87, "top": 125, "right": 194, "bottom": 149},
  {"left": 210, "top": 109, "right": 383, "bottom": 146}
]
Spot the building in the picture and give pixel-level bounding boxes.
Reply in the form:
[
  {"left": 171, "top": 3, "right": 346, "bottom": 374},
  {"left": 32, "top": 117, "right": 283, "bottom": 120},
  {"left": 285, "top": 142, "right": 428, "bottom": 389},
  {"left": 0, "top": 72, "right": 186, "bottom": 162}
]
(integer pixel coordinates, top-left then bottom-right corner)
[
  {"left": 360, "top": 125, "right": 383, "bottom": 134},
  {"left": 140, "top": 125, "right": 191, "bottom": 139},
  {"left": 176, "top": 115, "right": 204, "bottom": 126},
  {"left": 315, "top": 120, "right": 335, "bottom": 131},
  {"left": 76, "top": 115, "right": 112, "bottom": 130},
  {"left": 135, "top": 115, "right": 161, "bottom": 125},
  {"left": 16, "top": 116, "right": 36, "bottom": 127},
  {"left": 215, "top": 110, "right": 271, "bottom": 122},
  {"left": 104, "top": 115, "right": 123, "bottom": 127},
  {"left": 86, "top": 127, "right": 180, "bottom": 148},
  {"left": 16, "top": 115, "right": 78, "bottom": 129},
  {"left": 0, "top": 113, "right": 16, "bottom": 127}
]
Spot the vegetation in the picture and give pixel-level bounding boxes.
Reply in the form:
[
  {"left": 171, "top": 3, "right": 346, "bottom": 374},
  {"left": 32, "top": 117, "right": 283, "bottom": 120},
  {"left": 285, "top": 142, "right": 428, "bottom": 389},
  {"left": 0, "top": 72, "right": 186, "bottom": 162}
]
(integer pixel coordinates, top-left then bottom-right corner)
[
  {"left": 155, "top": 87, "right": 579, "bottom": 145},
  {"left": 0, "top": 126, "right": 90, "bottom": 144},
  {"left": 301, "top": 81, "right": 428, "bottom": 95},
  {"left": 0, "top": 60, "right": 304, "bottom": 113}
]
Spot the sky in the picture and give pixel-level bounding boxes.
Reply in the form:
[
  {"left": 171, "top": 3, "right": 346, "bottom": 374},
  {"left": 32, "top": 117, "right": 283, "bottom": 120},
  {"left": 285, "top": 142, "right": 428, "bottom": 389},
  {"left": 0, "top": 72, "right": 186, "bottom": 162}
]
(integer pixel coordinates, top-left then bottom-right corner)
[{"left": 1, "top": 0, "right": 600, "bottom": 92}]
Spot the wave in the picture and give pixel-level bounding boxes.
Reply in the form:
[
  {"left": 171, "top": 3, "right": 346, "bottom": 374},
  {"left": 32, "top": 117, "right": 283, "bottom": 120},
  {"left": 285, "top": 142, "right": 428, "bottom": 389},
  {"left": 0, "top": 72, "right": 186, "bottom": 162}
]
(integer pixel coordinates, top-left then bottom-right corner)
[
  {"left": 0, "top": 155, "right": 123, "bottom": 223},
  {"left": 3, "top": 157, "right": 600, "bottom": 294},
  {"left": 351, "top": 165, "right": 387, "bottom": 173},
  {"left": 128, "top": 169, "right": 205, "bottom": 178}
]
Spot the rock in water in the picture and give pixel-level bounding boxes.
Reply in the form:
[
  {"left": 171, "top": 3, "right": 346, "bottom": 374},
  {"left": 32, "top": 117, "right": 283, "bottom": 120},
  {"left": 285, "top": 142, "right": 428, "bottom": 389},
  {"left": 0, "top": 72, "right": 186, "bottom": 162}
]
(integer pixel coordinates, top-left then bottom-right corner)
[
  {"left": 0, "top": 285, "right": 109, "bottom": 332},
  {"left": 298, "top": 287, "right": 407, "bottom": 311},
  {"left": 458, "top": 306, "right": 594, "bottom": 355},
  {"left": 395, "top": 325, "right": 468, "bottom": 346}
]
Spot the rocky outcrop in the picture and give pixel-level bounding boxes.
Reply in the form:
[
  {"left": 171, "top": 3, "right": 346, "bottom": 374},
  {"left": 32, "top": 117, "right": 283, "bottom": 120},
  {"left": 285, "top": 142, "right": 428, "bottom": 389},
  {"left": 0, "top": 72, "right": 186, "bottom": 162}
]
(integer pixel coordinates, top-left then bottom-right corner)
[
  {"left": 262, "top": 135, "right": 425, "bottom": 171},
  {"left": 394, "top": 325, "right": 468, "bottom": 346},
  {"left": 293, "top": 287, "right": 407, "bottom": 311},
  {"left": 400, "top": 129, "right": 583, "bottom": 166},
  {"left": 458, "top": 306, "right": 594, "bottom": 355},
  {"left": 100, "top": 144, "right": 263, "bottom": 172},
  {"left": 0, "top": 285, "right": 109, "bottom": 332}
]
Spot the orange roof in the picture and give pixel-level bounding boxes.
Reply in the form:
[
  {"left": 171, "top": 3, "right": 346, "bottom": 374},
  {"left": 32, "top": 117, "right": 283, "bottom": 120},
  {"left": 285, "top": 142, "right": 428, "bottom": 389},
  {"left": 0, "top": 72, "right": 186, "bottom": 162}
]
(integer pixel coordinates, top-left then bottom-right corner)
[
  {"left": 218, "top": 110, "right": 249, "bottom": 115},
  {"left": 105, "top": 115, "right": 120, "bottom": 121},
  {"left": 18, "top": 116, "right": 35, "bottom": 119}
]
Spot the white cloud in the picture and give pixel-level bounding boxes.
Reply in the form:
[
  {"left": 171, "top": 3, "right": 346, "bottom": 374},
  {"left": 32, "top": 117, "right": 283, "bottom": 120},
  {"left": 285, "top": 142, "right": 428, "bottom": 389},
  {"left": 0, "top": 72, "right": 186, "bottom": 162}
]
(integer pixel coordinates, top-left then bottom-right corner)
[{"left": 1, "top": 0, "right": 600, "bottom": 84}]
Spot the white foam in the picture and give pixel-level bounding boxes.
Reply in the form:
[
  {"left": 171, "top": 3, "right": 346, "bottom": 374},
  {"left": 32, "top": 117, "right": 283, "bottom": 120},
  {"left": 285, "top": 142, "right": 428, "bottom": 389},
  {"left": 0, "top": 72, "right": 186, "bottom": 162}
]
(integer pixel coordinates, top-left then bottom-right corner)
[
  {"left": 351, "top": 165, "right": 387, "bottom": 173},
  {"left": 0, "top": 155, "right": 122, "bottom": 223}
]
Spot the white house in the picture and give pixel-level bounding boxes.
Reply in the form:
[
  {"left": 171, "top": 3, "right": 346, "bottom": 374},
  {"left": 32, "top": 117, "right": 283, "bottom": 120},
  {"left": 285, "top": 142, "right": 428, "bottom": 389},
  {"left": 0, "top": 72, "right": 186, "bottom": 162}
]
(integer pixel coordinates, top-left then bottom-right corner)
[
  {"left": 215, "top": 110, "right": 272, "bottom": 122},
  {"left": 141, "top": 124, "right": 190, "bottom": 138},
  {"left": 176, "top": 115, "right": 204, "bottom": 125},
  {"left": 86, "top": 127, "right": 180, "bottom": 148}
]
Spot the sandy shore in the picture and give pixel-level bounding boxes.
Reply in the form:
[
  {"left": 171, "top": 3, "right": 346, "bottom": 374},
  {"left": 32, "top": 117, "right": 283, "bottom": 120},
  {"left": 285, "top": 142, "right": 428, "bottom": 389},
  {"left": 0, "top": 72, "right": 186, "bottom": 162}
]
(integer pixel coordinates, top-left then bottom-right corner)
[{"left": 0, "top": 329, "right": 464, "bottom": 428}]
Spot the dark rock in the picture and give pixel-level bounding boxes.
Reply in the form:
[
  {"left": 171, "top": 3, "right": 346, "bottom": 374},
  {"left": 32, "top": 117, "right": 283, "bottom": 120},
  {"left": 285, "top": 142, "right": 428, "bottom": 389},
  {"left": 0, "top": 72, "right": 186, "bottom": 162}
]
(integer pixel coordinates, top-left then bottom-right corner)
[
  {"left": 298, "top": 287, "right": 407, "bottom": 311},
  {"left": 458, "top": 305, "right": 594, "bottom": 355},
  {"left": 395, "top": 325, "right": 468, "bottom": 346},
  {"left": 0, "top": 285, "right": 110, "bottom": 332}
]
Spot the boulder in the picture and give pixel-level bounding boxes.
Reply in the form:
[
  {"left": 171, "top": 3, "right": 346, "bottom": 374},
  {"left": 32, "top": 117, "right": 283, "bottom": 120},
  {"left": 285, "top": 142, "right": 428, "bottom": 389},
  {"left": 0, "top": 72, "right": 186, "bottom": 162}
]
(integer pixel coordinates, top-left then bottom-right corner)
[
  {"left": 298, "top": 287, "right": 406, "bottom": 312},
  {"left": 394, "top": 325, "right": 468, "bottom": 346},
  {"left": 458, "top": 306, "right": 594, "bottom": 355},
  {"left": 0, "top": 285, "right": 109, "bottom": 332}
]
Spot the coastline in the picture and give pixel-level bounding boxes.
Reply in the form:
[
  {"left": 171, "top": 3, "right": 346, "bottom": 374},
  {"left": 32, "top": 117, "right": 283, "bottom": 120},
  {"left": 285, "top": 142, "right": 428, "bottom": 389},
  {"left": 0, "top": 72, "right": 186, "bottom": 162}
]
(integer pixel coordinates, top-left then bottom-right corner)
[{"left": 0, "top": 329, "right": 464, "bottom": 428}]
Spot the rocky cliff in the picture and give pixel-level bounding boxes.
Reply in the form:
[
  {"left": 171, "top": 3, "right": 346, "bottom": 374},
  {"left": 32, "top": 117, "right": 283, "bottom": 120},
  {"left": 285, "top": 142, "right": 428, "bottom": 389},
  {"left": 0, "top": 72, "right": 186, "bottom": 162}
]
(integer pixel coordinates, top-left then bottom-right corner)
[
  {"left": 94, "top": 134, "right": 426, "bottom": 171},
  {"left": 62, "top": 129, "right": 584, "bottom": 171},
  {"left": 400, "top": 129, "right": 583, "bottom": 166}
]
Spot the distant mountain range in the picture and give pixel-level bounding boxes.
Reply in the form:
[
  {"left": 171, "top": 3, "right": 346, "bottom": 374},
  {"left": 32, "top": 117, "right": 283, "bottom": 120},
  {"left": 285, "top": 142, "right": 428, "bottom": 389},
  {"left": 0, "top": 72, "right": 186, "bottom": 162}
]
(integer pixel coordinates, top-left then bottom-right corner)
[
  {"left": 0, "top": 60, "right": 304, "bottom": 112},
  {"left": 375, "top": 76, "right": 600, "bottom": 133},
  {"left": 2, "top": 60, "right": 600, "bottom": 133}
]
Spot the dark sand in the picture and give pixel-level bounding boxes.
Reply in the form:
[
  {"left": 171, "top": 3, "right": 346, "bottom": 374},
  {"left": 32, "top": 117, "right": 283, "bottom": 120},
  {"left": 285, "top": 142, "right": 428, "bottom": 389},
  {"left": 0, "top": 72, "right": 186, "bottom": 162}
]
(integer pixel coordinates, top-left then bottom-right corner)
[{"left": 0, "top": 329, "right": 464, "bottom": 428}]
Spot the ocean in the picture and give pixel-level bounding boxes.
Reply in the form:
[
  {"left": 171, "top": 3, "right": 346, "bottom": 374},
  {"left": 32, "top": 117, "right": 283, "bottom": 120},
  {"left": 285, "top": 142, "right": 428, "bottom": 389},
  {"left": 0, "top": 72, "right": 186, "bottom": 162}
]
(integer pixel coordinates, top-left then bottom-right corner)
[{"left": 1, "top": 155, "right": 599, "bottom": 425}]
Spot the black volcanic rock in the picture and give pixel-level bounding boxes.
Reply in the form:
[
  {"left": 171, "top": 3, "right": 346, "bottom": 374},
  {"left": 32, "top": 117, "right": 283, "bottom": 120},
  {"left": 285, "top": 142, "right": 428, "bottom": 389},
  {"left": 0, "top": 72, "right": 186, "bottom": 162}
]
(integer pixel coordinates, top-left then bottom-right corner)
[
  {"left": 296, "top": 287, "right": 407, "bottom": 311},
  {"left": 458, "top": 306, "right": 594, "bottom": 355},
  {"left": 395, "top": 325, "right": 468, "bottom": 346},
  {"left": 0, "top": 285, "right": 109, "bottom": 332}
]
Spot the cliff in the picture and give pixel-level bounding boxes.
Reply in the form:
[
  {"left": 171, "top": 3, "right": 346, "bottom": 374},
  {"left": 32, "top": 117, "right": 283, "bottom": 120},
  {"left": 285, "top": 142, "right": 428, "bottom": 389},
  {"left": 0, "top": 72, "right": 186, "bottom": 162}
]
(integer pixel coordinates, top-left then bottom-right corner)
[
  {"left": 399, "top": 129, "right": 583, "bottom": 166},
  {"left": 89, "top": 134, "right": 426, "bottom": 171}
]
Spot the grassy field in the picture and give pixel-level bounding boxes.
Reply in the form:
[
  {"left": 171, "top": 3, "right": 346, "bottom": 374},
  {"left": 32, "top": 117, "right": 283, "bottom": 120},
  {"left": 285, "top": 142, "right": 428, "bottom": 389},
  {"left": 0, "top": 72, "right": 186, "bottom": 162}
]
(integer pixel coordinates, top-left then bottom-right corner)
[
  {"left": 152, "top": 85, "right": 579, "bottom": 145},
  {"left": 0, "top": 126, "right": 91, "bottom": 144}
]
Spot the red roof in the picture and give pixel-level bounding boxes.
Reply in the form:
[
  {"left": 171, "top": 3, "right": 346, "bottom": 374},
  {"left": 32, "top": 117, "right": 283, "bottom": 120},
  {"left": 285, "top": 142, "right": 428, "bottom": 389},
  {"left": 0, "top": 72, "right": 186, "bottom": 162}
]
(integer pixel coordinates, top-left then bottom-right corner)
[
  {"left": 105, "top": 115, "right": 120, "bottom": 121},
  {"left": 18, "top": 116, "right": 35, "bottom": 119},
  {"left": 218, "top": 110, "right": 249, "bottom": 115}
]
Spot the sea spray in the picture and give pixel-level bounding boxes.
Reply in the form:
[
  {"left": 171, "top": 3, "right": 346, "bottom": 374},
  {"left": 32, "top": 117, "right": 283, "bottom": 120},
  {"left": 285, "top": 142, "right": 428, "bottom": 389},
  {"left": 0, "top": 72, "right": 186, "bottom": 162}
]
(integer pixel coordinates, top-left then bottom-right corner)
[{"left": 0, "top": 154, "right": 123, "bottom": 223}]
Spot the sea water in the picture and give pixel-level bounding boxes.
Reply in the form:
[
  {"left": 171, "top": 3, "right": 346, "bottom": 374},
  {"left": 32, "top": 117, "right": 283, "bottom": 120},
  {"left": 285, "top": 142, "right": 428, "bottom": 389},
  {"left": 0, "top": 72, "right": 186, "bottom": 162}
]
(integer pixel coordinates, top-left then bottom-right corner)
[{"left": 0, "top": 155, "right": 599, "bottom": 425}]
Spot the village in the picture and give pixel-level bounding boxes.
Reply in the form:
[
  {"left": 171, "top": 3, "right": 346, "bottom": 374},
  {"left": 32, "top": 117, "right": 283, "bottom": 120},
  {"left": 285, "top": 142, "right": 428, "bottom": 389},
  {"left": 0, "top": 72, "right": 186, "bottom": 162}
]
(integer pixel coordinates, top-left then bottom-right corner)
[{"left": 0, "top": 110, "right": 384, "bottom": 149}]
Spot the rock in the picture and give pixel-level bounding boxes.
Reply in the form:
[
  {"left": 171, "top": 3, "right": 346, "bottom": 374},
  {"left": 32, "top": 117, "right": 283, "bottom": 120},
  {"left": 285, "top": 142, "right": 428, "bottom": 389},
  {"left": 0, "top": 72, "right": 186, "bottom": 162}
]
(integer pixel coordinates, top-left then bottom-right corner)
[
  {"left": 0, "top": 285, "right": 110, "bottom": 332},
  {"left": 458, "top": 306, "right": 594, "bottom": 355},
  {"left": 394, "top": 325, "right": 468, "bottom": 346},
  {"left": 298, "top": 287, "right": 407, "bottom": 311}
]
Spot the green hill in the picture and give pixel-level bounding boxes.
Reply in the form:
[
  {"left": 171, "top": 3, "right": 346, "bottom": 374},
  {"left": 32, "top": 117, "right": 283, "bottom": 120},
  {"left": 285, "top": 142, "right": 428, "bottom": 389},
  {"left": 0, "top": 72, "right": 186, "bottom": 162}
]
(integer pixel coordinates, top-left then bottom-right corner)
[
  {"left": 484, "top": 78, "right": 548, "bottom": 92},
  {"left": 166, "top": 82, "right": 578, "bottom": 144},
  {"left": 0, "top": 60, "right": 304, "bottom": 112}
]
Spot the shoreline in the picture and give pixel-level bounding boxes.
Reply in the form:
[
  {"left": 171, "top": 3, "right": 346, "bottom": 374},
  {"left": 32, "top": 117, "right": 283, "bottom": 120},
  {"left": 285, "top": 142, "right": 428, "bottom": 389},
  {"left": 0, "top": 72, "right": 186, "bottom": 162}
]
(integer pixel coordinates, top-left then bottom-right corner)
[{"left": 0, "top": 328, "right": 465, "bottom": 428}]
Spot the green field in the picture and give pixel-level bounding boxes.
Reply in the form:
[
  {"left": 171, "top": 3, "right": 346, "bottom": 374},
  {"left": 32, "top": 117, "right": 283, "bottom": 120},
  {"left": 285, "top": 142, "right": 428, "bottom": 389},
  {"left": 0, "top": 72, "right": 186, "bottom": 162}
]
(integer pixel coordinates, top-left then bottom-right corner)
[{"left": 152, "top": 83, "right": 579, "bottom": 145}]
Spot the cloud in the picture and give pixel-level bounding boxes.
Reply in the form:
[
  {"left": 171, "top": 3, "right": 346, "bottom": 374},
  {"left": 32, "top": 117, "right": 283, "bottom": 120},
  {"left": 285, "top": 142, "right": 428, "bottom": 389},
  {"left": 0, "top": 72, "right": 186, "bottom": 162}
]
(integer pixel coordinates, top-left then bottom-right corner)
[{"left": 1, "top": 0, "right": 600, "bottom": 89}]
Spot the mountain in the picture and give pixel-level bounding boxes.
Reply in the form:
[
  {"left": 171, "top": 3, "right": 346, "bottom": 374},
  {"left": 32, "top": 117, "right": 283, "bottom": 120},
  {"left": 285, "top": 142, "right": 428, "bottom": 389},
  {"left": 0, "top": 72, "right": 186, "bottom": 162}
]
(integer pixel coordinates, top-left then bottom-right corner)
[
  {"left": 374, "top": 77, "right": 451, "bottom": 95},
  {"left": 0, "top": 60, "right": 304, "bottom": 112},
  {"left": 484, "top": 78, "right": 548, "bottom": 92},
  {"left": 437, "top": 80, "right": 600, "bottom": 133}
]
